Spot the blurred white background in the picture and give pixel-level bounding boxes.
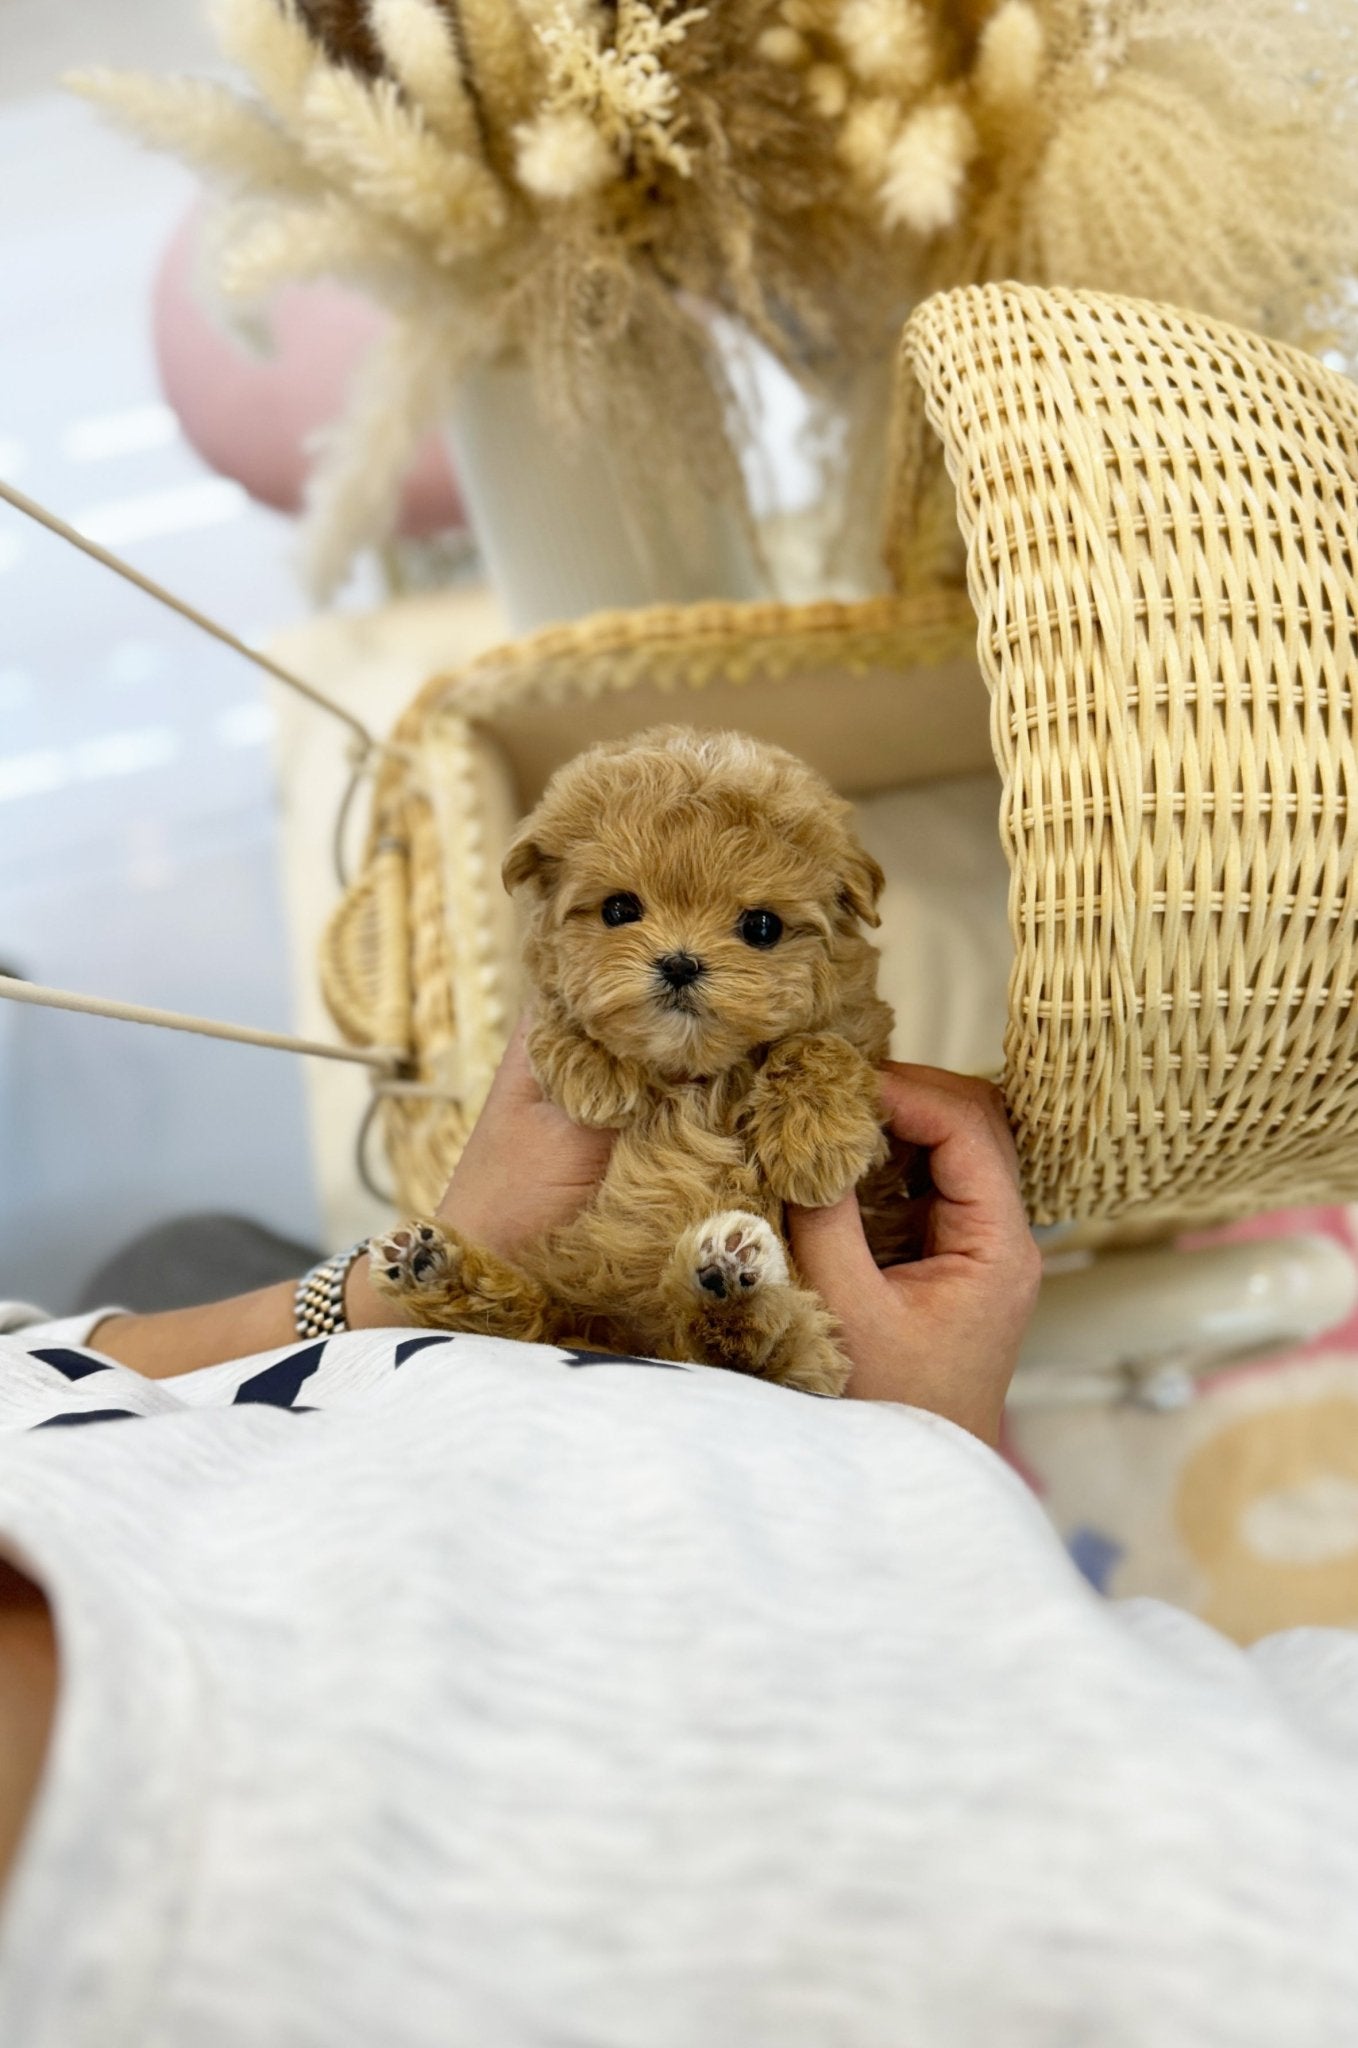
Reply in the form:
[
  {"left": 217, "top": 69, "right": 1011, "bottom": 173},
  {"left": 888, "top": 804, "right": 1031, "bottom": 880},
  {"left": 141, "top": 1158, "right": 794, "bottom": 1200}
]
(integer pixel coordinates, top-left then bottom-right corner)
[
  {"left": 0, "top": 1, "right": 334, "bottom": 1307},
  {"left": 0, "top": 1, "right": 827, "bottom": 1312}
]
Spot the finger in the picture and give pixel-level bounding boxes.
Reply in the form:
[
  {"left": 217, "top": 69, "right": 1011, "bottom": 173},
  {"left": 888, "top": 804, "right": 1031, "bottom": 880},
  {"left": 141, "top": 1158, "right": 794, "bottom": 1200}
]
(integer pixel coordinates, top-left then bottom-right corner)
[
  {"left": 507, "top": 1016, "right": 614, "bottom": 1168},
  {"left": 879, "top": 1061, "right": 1015, "bottom": 1143},
  {"left": 879, "top": 1063, "right": 1010, "bottom": 1118},
  {"left": 878, "top": 1066, "right": 1021, "bottom": 1187},
  {"left": 786, "top": 1189, "right": 881, "bottom": 1302},
  {"left": 491, "top": 1015, "right": 546, "bottom": 1109},
  {"left": 875, "top": 1068, "right": 1028, "bottom": 1257}
]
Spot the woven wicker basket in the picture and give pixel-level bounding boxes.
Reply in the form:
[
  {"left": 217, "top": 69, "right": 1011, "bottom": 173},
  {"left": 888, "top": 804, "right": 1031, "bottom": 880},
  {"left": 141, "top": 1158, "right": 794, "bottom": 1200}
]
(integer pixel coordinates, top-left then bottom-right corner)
[{"left": 322, "top": 283, "right": 1358, "bottom": 1231}]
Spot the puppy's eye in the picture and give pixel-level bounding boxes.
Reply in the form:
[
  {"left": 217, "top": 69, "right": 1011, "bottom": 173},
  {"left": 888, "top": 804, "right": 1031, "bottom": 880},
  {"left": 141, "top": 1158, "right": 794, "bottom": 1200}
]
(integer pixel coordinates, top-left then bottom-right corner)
[
  {"left": 601, "top": 892, "right": 644, "bottom": 928},
  {"left": 737, "top": 908, "right": 783, "bottom": 949}
]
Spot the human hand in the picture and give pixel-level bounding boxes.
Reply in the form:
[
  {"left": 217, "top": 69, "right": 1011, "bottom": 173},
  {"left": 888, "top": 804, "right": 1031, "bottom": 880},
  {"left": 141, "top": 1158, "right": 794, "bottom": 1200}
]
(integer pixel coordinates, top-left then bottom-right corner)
[
  {"left": 434, "top": 1016, "right": 616, "bottom": 1259},
  {"left": 787, "top": 1066, "right": 1041, "bottom": 1446}
]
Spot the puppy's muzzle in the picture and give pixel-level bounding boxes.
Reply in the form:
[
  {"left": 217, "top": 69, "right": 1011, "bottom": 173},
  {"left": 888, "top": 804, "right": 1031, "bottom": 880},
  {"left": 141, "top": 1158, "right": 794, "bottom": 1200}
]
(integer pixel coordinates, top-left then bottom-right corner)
[
  {"left": 654, "top": 953, "right": 706, "bottom": 1009},
  {"left": 656, "top": 952, "right": 705, "bottom": 990}
]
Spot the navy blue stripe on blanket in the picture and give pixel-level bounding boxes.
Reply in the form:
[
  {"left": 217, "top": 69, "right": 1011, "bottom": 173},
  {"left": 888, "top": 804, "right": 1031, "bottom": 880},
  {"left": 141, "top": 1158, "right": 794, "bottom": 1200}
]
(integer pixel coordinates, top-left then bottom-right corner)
[
  {"left": 232, "top": 1342, "right": 326, "bottom": 1409},
  {"left": 34, "top": 1408, "right": 140, "bottom": 1428},
  {"left": 393, "top": 1334, "right": 460, "bottom": 1368},
  {"left": 30, "top": 1348, "right": 113, "bottom": 1382}
]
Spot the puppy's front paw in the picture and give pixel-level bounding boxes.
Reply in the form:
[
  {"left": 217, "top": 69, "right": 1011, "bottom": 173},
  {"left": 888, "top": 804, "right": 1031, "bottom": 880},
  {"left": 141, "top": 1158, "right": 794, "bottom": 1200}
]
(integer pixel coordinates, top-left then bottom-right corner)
[
  {"left": 370, "top": 1220, "right": 456, "bottom": 1299},
  {"left": 687, "top": 1210, "right": 789, "bottom": 1305},
  {"left": 527, "top": 1019, "right": 646, "bottom": 1128},
  {"left": 747, "top": 1035, "right": 887, "bottom": 1208}
]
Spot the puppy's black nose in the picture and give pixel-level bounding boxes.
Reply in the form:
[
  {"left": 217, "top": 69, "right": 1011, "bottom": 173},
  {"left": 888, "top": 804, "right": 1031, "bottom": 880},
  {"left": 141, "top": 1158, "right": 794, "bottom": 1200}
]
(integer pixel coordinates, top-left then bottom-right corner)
[{"left": 656, "top": 952, "right": 705, "bottom": 990}]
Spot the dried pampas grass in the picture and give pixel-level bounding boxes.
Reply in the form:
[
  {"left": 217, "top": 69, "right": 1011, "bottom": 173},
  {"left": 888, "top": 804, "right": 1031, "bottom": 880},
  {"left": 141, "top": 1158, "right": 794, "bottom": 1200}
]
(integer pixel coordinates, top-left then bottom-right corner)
[
  {"left": 770, "top": 0, "right": 1358, "bottom": 360},
  {"left": 71, "top": 0, "right": 1358, "bottom": 595},
  {"left": 770, "top": 0, "right": 1358, "bottom": 583},
  {"left": 74, "top": 0, "right": 882, "bottom": 595},
  {"left": 948, "top": 0, "right": 1358, "bottom": 360}
]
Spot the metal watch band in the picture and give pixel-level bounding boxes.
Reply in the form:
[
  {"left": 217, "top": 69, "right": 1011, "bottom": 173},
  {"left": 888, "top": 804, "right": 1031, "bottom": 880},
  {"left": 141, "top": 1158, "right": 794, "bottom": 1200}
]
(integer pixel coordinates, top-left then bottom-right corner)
[{"left": 293, "top": 1239, "right": 369, "bottom": 1339}]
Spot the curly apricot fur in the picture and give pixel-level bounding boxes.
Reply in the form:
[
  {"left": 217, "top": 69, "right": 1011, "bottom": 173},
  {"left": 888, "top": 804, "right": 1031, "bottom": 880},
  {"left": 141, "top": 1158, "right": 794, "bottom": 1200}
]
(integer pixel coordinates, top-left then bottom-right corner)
[{"left": 379, "top": 727, "right": 917, "bottom": 1396}]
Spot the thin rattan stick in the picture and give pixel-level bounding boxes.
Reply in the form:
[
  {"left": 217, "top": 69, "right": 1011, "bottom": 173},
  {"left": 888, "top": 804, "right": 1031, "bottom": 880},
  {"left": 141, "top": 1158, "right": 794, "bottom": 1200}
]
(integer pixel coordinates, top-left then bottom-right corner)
[
  {"left": 332, "top": 753, "right": 370, "bottom": 889},
  {"left": 0, "top": 974, "right": 402, "bottom": 1072},
  {"left": 0, "top": 476, "right": 377, "bottom": 754},
  {"left": 355, "top": 1090, "right": 398, "bottom": 1207},
  {"left": 371, "top": 1077, "right": 465, "bottom": 1101}
]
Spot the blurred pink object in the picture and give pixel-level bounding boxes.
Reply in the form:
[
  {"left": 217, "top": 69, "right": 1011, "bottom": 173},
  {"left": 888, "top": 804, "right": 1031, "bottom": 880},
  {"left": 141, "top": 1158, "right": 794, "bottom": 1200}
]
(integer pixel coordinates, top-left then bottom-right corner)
[
  {"left": 152, "top": 205, "right": 464, "bottom": 537},
  {"left": 1179, "top": 1205, "right": 1358, "bottom": 1365}
]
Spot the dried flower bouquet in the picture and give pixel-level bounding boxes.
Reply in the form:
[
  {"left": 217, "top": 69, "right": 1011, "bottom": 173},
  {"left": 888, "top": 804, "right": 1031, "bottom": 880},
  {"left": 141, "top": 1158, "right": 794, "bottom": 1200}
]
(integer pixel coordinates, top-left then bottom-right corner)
[{"left": 75, "top": 0, "right": 1358, "bottom": 595}]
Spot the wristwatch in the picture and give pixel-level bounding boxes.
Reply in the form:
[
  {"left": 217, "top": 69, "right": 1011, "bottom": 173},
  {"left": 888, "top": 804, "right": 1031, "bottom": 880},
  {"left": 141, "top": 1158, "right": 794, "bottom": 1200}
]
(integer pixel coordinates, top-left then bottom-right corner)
[{"left": 293, "top": 1240, "right": 370, "bottom": 1339}]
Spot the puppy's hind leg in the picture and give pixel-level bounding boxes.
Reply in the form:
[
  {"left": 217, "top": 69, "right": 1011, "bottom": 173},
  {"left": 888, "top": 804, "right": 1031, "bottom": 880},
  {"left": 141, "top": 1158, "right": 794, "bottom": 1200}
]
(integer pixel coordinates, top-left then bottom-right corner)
[
  {"left": 370, "top": 1219, "right": 552, "bottom": 1343},
  {"left": 757, "top": 1293, "right": 853, "bottom": 1399},
  {"left": 660, "top": 1210, "right": 851, "bottom": 1396}
]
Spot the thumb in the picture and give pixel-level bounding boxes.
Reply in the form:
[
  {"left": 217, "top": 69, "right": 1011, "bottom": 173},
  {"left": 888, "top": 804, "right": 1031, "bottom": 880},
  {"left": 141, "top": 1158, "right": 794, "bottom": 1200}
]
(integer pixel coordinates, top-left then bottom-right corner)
[{"left": 786, "top": 1190, "right": 880, "bottom": 1301}]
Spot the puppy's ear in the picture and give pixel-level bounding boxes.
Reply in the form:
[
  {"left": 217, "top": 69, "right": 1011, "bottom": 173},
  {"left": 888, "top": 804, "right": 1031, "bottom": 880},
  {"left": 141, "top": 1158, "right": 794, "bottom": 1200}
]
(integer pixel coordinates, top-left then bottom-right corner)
[
  {"left": 502, "top": 830, "right": 560, "bottom": 898},
  {"left": 838, "top": 846, "right": 884, "bottom": 928}
]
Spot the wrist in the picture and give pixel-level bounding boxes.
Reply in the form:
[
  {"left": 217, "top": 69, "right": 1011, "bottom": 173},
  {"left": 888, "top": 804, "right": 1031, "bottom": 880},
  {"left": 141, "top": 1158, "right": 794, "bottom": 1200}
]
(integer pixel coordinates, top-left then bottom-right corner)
[
  {"left": 86, "top": 1311, "right": 138, "bottom": 1362},
  {"left": 434, "top": 1185, "right": 518, "bottom": 1261},
  {"left": 82, "top": 1282, "right": 298, "bottom": 1378},
  {"left": 845, "top": 1368, "right": 1006, "bottom": 1448},
  {"left": 343, "top": 1245, "right": 399, "bottom": 1329},
  {"left": 842, "top": 1322, "right": 1014, "bottom": 1446}
]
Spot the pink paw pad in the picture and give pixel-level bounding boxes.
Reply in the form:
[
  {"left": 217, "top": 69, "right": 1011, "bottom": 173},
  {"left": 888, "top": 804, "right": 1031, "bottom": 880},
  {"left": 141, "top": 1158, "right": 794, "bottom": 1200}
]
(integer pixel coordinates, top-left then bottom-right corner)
[
  {"left": 692, "top": 1211, "right": 789, "bottom": 1303},
  {"left": 370, "top": 1223, "right": 447, "bottom": 1291}
]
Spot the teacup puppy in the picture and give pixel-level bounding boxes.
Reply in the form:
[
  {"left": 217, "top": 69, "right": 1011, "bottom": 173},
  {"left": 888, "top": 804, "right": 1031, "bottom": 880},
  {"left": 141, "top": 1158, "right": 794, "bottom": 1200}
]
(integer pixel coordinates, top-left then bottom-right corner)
[{"left": 371, "top": 726, "right": 907, "bottom": 1396}]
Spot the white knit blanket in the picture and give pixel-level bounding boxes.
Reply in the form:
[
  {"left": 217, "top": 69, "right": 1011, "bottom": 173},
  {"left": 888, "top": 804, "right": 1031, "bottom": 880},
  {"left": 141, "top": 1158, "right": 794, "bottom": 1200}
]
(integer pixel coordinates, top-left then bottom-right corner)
[{"left": 1, "top": 1318, "right": 1357, "bottom": 2047}]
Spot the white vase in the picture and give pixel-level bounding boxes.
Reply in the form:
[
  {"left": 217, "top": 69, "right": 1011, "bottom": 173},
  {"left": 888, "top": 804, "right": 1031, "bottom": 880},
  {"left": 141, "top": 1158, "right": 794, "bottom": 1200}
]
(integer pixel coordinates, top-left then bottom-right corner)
[{"left": 447, "top": 359, "right": 764, "bottom": 635}]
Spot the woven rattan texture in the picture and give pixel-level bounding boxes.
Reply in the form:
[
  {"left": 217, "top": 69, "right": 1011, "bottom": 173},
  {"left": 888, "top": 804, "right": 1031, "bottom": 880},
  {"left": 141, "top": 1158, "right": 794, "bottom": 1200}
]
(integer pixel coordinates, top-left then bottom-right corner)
[
  {"left": 892, "top": 284, "right": 1358, "bottom": 1227},
  {"left": 324, "top": 288, "right": 1358, "bottom": 1228}
]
